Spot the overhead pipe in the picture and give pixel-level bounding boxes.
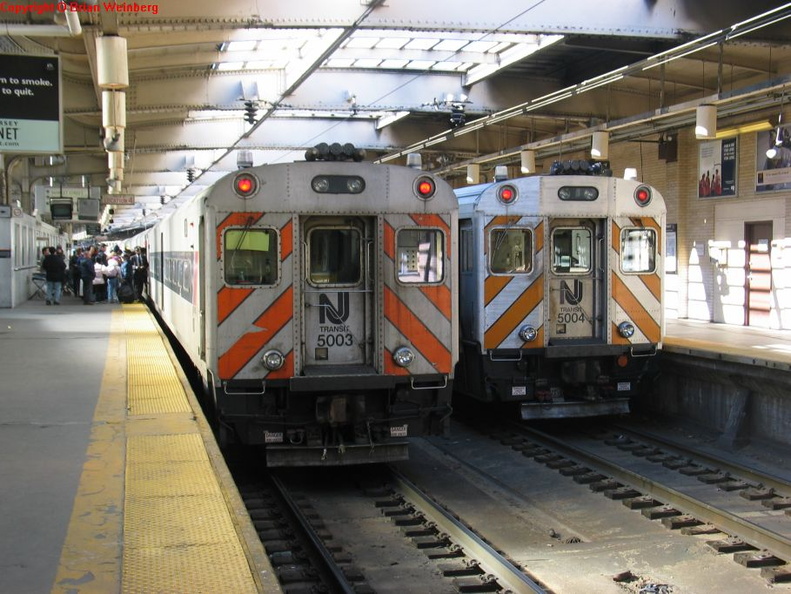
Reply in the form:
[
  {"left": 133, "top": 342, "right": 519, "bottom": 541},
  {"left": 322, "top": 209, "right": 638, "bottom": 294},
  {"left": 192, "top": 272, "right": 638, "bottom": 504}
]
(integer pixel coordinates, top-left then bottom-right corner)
[{"left": 3, "top": 9, "right": 82, "bottom": 37}]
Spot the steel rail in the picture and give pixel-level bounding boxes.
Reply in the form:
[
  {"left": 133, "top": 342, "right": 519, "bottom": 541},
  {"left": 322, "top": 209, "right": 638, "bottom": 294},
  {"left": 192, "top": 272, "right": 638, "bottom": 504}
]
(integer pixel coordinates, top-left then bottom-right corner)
[
  {"left": 611, "top": 423, "right": 791, "bottom": 496},
  {"left": 520, "top": 424, "right": 791, "bottom": 562},
  {"left": 391, "top": 468, "right": 547, "bottom": 594}
]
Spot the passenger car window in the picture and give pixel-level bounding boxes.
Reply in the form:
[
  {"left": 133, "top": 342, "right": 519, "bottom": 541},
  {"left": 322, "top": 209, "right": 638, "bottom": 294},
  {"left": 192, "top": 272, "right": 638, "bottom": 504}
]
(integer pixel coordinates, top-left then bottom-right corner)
[
  {"left": 309, "top": 228, "right": 361, "bottom": 285},
  {"left": 490, "top": 228, "right": 532, "bottom": 274},
  {"left": 224, "top": 229, "right": 278, "bottom": 285},
  {"left": 621, "top": 228, "right": 657, "bottom": 273},
  {"left": 397, "top": 228, "right": 444, "bottom": 283},
  {"left": 551, "top": 228, "right": 591, "bottom": 274}
]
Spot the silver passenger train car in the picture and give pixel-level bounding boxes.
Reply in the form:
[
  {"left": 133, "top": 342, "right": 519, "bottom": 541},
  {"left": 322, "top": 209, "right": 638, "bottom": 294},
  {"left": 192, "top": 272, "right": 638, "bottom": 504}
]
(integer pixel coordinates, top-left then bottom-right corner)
[
  {"left": 142, "top": 144, "right": 458, "bottom": 466},
  {"left": 453, "top": 162, "right": 665, "bottom": 419}
]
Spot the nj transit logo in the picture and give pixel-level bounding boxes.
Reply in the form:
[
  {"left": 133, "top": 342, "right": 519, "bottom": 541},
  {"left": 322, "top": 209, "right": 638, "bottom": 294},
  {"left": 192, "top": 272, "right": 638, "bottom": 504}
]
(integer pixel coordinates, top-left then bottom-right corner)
[{"left": 319, "top": 292, "right": 350, "bottom": 324}]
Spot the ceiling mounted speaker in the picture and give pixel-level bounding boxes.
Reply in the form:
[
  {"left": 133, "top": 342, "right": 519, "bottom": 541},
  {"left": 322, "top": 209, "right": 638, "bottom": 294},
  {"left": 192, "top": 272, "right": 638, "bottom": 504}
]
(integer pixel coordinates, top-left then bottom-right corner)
[
  {"left": 520, "top": 150, "right": 536, "bottom": 174},
  {"left": 591, "top": 131, "right": 609, "bottom": 160},
  {"left": 466, "top": 163, "right": 480, "bottom": 184},
  {"left": 96, "top": 36, "right": 129, "bottom": 89},
  {"left": 695, "top": 104, "right": 717, "bottom": 139}
]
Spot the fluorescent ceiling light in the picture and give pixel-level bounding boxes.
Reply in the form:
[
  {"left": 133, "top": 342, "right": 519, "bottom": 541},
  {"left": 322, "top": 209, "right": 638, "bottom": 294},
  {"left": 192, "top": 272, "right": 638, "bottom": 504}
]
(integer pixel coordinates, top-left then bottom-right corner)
[
  {"left": 715, "top": 121, "right": 773, "bottom": 138},
  {"left": 345, "top": 37, "right": 379, "bottom": 49},
  {"left": 376, "top": 37, "right": 409, "bottom": 50},
  {"left": 434, "top": 39, "right": 468, "bottom": 52},
  {"left": 353, "top": 58, "right": 383, "bottom": 68},
  {"left": 226, "top": 40, "right": 257, "bottom": 52},
  {"left": 405, "top": 38, "right": 440, "bottom": 50},
  {"left": 431, "top": 62, "right": 466, "bottom": 71},
  {"left": 405, "top": 60, "right": 436, "bottom": 70}
]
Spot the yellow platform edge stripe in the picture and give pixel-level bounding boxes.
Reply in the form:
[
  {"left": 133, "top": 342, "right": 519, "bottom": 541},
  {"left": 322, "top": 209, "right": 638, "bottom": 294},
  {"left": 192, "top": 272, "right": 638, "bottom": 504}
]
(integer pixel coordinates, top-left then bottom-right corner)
[{"left": 52, "top": 304, "right": 280, "bottom": 593}]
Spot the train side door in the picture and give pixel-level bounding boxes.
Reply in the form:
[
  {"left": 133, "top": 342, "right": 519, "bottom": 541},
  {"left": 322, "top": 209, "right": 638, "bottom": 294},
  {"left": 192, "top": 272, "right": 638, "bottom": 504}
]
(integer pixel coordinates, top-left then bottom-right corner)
[
  {"left": 547, "top": 218, "right": 605, "bottom": 341},
  {"left": 301, "top": 216, "right": 373, "bottom": 369}
]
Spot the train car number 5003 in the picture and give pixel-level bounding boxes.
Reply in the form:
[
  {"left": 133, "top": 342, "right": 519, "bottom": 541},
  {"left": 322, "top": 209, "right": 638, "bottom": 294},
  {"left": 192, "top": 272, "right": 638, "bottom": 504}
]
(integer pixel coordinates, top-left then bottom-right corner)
[{"left": 317, "top": 328, "right": 354, "bottom": 347}]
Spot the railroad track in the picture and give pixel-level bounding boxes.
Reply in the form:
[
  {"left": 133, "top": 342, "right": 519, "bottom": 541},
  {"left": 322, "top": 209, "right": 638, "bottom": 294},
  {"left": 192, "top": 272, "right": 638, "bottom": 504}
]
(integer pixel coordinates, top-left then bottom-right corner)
[
  {"left": 236, "top": 464, "right": 547, "bottom": 593},
  {"left": 479, "top": 419, "right": 791, "bottom": 585}
]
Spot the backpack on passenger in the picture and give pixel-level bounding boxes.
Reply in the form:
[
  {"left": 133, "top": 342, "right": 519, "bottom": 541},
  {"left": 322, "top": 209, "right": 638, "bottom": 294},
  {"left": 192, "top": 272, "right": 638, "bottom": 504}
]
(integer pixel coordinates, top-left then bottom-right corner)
[{"left": 117, "top": 281, "right": 135, "bottom": 304}]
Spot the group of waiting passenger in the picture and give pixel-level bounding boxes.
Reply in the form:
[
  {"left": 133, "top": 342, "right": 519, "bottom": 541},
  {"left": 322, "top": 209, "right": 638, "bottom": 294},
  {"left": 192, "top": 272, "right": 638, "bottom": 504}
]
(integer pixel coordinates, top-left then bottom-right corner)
[{"left": 39, "top": 244, "right": 148, "bottom": 306}]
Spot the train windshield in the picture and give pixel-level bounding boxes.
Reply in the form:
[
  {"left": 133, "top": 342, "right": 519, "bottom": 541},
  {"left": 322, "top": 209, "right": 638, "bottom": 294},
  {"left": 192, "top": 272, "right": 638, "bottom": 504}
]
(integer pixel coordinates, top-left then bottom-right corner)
[
  {"left": 397, "top": 228, "right": 445, "bottom": 283},
  {"left": 224, "top": 228, "right": 278, "bottom": 285},
  {"left": 621, "top": 228, "right": 657, "bottom": 273},
  {"left": 308, "top": 228, "right": 361, "bottom": 285},
  {"left": 551, "top": 227, "right": 591, "bottom": 274},
  {"left": 490, "top": 228, "right": 532, "bottom": 274}
]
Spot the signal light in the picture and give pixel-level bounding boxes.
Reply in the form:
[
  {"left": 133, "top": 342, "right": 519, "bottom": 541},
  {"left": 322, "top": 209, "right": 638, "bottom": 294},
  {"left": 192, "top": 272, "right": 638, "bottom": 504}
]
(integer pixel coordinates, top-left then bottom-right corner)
[
  {"left": 634, "top": 185, "right": 652, "bottom": 206},
  {"left": 244, "top": 100, "right": 257, "bottom": 125},
  {"left": 415, "top": 176, "right": 436, "bottom": 199},
  {"left": 233, "top": 173, "right": 257, "bottom": 197},
  {"left": 498, "top": 184, "right": 517, "bottom": 204}
]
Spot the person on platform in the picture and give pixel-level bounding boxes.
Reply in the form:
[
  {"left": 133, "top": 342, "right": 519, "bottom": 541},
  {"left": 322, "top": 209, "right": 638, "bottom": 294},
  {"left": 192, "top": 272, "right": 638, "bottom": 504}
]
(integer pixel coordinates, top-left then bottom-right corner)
[
  {"left": 69, "top": 248, "right": 83, "bottom": 296},
  {"left": 78, "top": 246, "right": 97, "bottom": 305},
  {"left": 105, "top": 248, "right": 122, "bottom": 303},
  {"left": 131, "top": 246, "right": 149, "bottom": 301},
  {"left": 40, "top": 246, "right": 66, "bottom": 305}
]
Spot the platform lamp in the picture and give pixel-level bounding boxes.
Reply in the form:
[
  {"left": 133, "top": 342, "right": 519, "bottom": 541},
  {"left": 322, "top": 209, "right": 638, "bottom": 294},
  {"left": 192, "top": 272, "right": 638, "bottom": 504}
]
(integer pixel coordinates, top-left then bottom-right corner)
[
  {"left": 591, "top": 131, "right": 609, "bottom": 160},
  {"left": 520, "top": 150, "right": 536, "bottom": 174},
  {"left": 695, "top": 104, "right": 717, "bottom": 140}
]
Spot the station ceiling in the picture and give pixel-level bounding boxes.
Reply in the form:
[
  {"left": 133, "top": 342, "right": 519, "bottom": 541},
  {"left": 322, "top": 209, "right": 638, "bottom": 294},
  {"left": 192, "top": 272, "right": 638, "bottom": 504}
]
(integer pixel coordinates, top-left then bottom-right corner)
[{"left": 2, "top": 1, "right": 791, "bottom": 234}]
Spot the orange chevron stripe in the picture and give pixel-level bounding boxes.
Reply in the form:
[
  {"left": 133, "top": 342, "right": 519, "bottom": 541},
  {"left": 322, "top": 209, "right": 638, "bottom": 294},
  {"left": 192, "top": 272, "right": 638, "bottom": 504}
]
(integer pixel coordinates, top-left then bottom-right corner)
[
  {"left": 218, "top": 287, "right": 294, "bottom": 379},
  {"left": 384, "top": 286, "right": 451, "bottom": 373},
  {"left": 419, "top": 284, "right": 452, "bottom": 320},
  {"left": 641, "top": 271, "right": 662, "bottom": 302},
  {"left": 484, "top": 275, "right": 512, "bottom": 306},
  {"left": 484, "top": 276, "right": 543, "bottom": 349},
  {"left": 218, "top": 286, "right": 255, "bottom": 325},
  {"left": 383, "top": 221, "right": 395, "bottom": 260},
  {"left": 280, "top": 219, "right": 293, "bottom": 261},
  {"left": 485, "top": 215, "right": 521, "bottom": 231},
  {"left": 409, "top": 213, "right": 449, "bottom": 234},
  {"left": 216, "top": 212, "right": 264, "bottom": 257},
  {"left": 534, "top": 220, "right": 544, "bottom": 254},
  {"left": 611, "top": 273, "right": 660, "bottom": 343},
  {"left": 611, "top": 220, "right": 621, "bottom": 254}
]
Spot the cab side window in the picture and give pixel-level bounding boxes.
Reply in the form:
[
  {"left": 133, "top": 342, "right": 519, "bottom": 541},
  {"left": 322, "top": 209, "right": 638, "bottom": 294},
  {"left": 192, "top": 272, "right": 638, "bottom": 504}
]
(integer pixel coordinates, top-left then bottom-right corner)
[
  {"left": 397, "top": 228, "right": 445, "bottom": 283},
  {"left": 224, "top": 229, "right": 278, "bottom": 285}
]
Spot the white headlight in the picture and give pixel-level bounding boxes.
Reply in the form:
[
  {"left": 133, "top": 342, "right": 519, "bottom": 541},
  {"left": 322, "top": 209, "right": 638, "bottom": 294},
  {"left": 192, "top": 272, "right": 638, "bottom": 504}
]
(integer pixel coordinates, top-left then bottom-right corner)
[
  {"left": 393, "top": 346, "right": 415, "bottom": 367},
  {"left": 262, "top": 349, "right": 284, "bottom": 370},
  {"left": 618, "top": 322, "right": 635, "bottom": 338},
  {"left": 518, "top": 325, "right": 538, "bottom": 342}
]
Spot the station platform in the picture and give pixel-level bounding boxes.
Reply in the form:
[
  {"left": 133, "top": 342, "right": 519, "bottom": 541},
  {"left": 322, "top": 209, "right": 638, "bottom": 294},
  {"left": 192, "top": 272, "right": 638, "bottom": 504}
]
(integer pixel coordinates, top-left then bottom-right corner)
[
  {"left": 665, "top": 318, "right": 791, "bottom": 371},
  {"left": 0, "top": 298, "right": 280, "bottom": 594}
]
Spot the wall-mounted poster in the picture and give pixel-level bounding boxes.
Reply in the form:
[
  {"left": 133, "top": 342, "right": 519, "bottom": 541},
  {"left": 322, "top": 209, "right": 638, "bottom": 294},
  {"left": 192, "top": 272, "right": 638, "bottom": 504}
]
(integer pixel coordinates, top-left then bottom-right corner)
[
  {"left": 756, "top": 125, "right": 791, "bottom": 192},
  {"left": 698, "top": 138, "right": 736, "bottom": 198}
]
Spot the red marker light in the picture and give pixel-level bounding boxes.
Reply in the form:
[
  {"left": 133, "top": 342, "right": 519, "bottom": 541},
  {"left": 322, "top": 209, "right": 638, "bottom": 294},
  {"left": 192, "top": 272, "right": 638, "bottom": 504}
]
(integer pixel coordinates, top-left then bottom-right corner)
[
  {"left": 634, "top": 185, "right": 651, "bottom": 206},
  {"left": 234, "top": 174, "right": 257, "bottom": 197},
  {"left": 415, "top": 176, "right": 436, "bottom": 199},
  {"left": 498, "top": 184, "right": 517, "bottom": 204}
]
